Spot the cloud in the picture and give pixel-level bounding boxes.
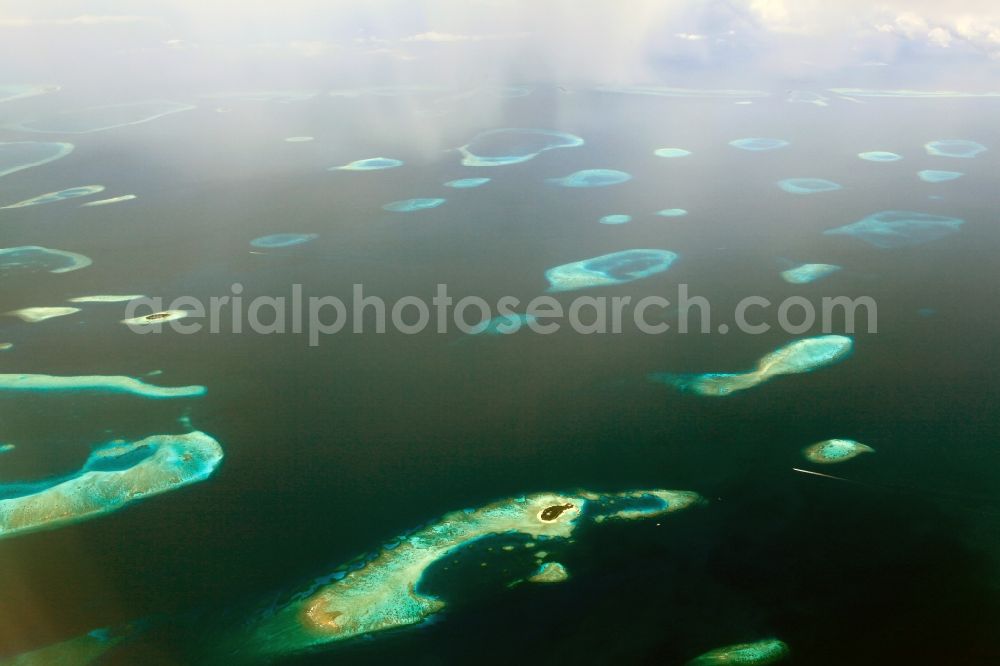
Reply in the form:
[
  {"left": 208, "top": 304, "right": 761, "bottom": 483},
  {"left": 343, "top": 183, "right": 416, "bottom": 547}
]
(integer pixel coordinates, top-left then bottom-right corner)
[
  {"left": 748, "top": 0, "right": 794, "bottom": 31},
  {"left": 287, "top": 40, "right": 337, "bottom": 57},
  {"left": 872, "top": 7, "right": 1000, "bottom": 57},
  {"left": 953, "top": 15, "right": 1000, "bottom": 44},
  {"left": 926, "top": 27, "right": 953, "bottom": 47},
  {"left": 876, "top": 12, "right": 932, "bottom": 40},
  {"left": 7, "top": 0, "right": 1000, "bottom": 88},
  {"left": 241, "top": 40, "right": 341, "bottom": 58},
  {"left": 401, "top": 31, "right": 526, "bottom": 43},
  {"left": 0, "top": 14, "right": 151, "bottom": 28}
]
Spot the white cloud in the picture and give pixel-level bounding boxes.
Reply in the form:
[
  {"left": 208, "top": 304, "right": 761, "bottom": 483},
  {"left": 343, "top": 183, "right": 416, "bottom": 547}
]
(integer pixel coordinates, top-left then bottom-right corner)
[
  {"left": 872, "top": 8, "right": 1000, "bottom": 56},
  {"left": 287, "top": 40, "right": 337, "bottom": 57},
  {"left": 8, "top": 0, "right": 1000, "bottom": 86},
  {"left": 953, "top": 15, "right": 1000, "bottom": 44},
  {"left": 359, "top": 47, "right": 416, "bottom": 61},
  {"left": 401, "top": 31, "right": 525, "bottom": 43},
  {"left": 926, "top": 27, "right": 953, "bottom": 47},
  {"left": 749, "top": 0, "right": 792, "bottom": 30},
  {"left": 0, "top": 14, "right": 151, "bottom": 28},
  {"left": 884, "top": 12, "right": 930, "bottom": 39}
]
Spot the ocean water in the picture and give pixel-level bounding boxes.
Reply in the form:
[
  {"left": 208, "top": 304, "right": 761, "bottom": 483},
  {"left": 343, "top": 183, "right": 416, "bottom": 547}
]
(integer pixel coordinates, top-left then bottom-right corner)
[{"left": 1, "top": 86, "right": 999, "bottom": 665}]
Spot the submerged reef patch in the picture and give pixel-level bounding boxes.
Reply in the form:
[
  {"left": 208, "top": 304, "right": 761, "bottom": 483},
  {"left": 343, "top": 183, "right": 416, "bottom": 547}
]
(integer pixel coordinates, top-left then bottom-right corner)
[
  {"left": 330, "top": 157, "right": 403, "bottom": 171},
  {"left": 687, "top": 638, "right": 790, "bottom": 665},
  {"left": 924, "top": 139, "right": 986, "bottom": 158},
  {"left": 5, "top": 306, "right": 79, "bottom": 323},
  {"left": 802, "top": 439, "right": 874, "bottom": 464},
  {"left": 917, "top": 170, "right": 963, "bottom": 183},
  {"left": 595, "top": 85, "right": 767, "bottom": 99},
  {"left": 250, "top": 233, "right": 318, "bottom": 249},
  {"left": 2, "top": 622, "right": 146, "bottom": 665},
  {"left": 858, "top": 151, "right": 902, "bottom": 162},
  {"left": 654, "top": 148, "right": 691, "bottom": 158},
  {"left": 0, "top": 431, "right": 223, "bottom": 539},
  {"left": 787, "top": 90, "right": 828, "bottom": 106},
  {"left": 80, "top": 194, "right": 136, "bottom": 207},
  {"left": 468, "top": 313, "right": 536, "bottom": 336},
  {"left": 548, "top": 169, "right": 631, "bottom": 188},
  {"left": 68, "top": 294, "right": 144, "bottom": 303},
  {"left": 729, "top": 138, "right": 789, "bottom": 151},
  {"left": 204, "top": 90, "right": 319, "bottom": 103},
  {"left": 545, "top": 249, "right": 678, "bottom": 292},
  {"left": 776, "top": 178, "right": 841, "bottom": 194},
  {"left": 650, "top": 335, "right": 853, "bottom": 396},
  {"left": 444, "top": 177, "right": 490, "bottom": 188},
  {"left": 458, "top": 128, "right": 583, "bottom": 167},
  {"left": 657, "top": 208, "right": 688, "bottom": 217},
  {"left": 284, "top": 136, "right": 314, "bottom": 143},
  {"left": 0, "top": 141, "right": 74, "bottom": 179},
  {"left": 599, "top": 214, "right": 631, "bottom": 225},
  {"left": 830, "top": 88, "right": 1000, "bottom": 98},
  {"left": 1, "top": 185, "right": 105, "bottom": 209},
  {"left": 0, "top": 373, "right": 205, "bottom": 398},
  {"left": 780, "top": 263, "right": 841, "bottom": 284},
  {"left": 823, "top": 210, "right": 963, "bottom": 248},
  {"left": 225, "top": 488, "right": 702, "bottom": 658},
  {"left": 0, "top": 84, "right": 59, "bottom": 104},
  {"left": 528, "top": 562, "right": 569, "bottom": 583},
  {"left": 8, "top": 100, "right": 195, "bottom": 134},
  {"left": 382, "top": 198, "right": 446, "bottom": 212},
  {"left": 0, "top": 245, "right": 92, "bottom": 274},
  {"left": 590, "top": 489, "right": 703, "bottom": 522}
]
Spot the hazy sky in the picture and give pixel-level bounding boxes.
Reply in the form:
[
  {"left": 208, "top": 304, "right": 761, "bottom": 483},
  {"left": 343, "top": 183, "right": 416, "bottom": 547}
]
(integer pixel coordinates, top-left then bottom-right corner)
[{"left": 2, "top": 1, "right": 1000, "bottom": 90}]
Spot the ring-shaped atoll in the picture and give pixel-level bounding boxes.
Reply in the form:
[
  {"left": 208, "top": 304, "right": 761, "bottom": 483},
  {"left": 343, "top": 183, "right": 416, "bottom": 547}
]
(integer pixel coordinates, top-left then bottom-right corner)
[
  {"left": 457, "top": 128, "right": 583, "bottom": 167},
  {"left": 546, "top": 249, "right": 678, "bottom": 292},
  {"left": 1, "top": 185, "right": 105, "bottom": 210},
  {"left": 0, "top": 431, "right": 223, "bottom": 539},
  {"left": 917, "top": 170, "right": 963, "bottom": 183},
  {"left": 7, "top": 101, "right": 195, "bottom": 134},
  {"left": 0, "top": 246, "right": 92, "bottom": 274},
  {"left": 823, "top": 210, "right": 963, "bottom": 248},
  {"left": 219, "top": 488, "right": 703, "bottom": 659},
  {"left": 924, "top": 139, "right": 986, "bottom": 158},
  {"left": 0, "top": 141, "right": 74, "bottom": 179},
  {"left": 858, "top": 151, "right": 902, "bottom": 162}
]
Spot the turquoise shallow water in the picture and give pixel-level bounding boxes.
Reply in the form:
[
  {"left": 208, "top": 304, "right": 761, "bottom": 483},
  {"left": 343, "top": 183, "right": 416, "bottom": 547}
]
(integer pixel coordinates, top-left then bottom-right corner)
[{"left": 0, "top": 86, "right": 999, "bottom": 664}]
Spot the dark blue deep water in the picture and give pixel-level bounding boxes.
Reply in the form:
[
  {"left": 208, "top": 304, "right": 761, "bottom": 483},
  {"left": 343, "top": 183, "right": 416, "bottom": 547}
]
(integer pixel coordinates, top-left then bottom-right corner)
[{"left": 1, "top": 85, "right": 999, "bottom": 665}]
